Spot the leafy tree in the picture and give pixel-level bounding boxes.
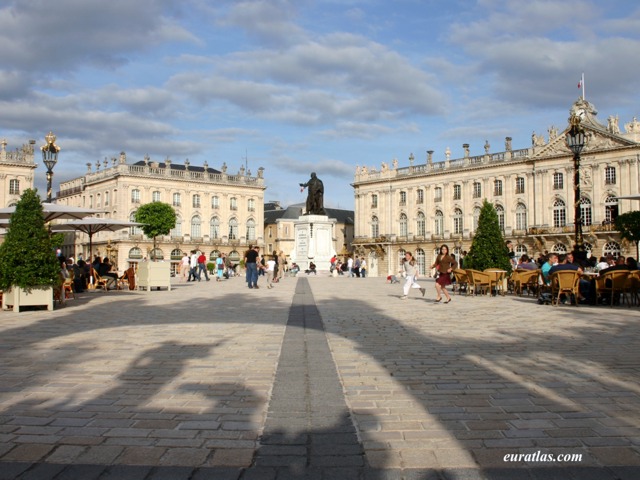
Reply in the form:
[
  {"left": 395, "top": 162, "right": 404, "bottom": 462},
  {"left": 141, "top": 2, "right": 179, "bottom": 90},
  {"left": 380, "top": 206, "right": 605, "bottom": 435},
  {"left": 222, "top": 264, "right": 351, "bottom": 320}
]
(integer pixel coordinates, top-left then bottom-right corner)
[
  {"left": 615, "top": 210, "right": 640, "bottom": 259},
  {"left": 0, "top": 189, "right": 60, "bottom": 291},
  {"left": 134, "top": 202, "right": 176, "bottom": 258},
  {"left": 464, "top": 199, "right": 512, "bottom": 273}
]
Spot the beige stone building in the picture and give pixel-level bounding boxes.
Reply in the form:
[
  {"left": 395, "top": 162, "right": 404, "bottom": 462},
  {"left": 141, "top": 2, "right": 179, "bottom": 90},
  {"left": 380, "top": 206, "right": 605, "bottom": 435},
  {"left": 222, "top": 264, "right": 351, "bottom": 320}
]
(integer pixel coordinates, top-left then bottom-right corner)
[
  {"left": 352, "top": 98, "right": 640, "bottom": 277},
  {"left": 56, "top": 153, "right": 266, "bottom": 274},
  {"left": 0, "top": 138, "right": 37, "bottom": 208}
]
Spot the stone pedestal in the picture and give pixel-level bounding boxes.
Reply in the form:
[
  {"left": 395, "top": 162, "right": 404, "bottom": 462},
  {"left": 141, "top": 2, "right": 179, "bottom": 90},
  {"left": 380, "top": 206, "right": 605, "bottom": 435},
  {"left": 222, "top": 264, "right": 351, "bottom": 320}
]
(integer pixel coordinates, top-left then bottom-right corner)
[{"left": 292, "top": 215, "right": 336, "bottom": 272}]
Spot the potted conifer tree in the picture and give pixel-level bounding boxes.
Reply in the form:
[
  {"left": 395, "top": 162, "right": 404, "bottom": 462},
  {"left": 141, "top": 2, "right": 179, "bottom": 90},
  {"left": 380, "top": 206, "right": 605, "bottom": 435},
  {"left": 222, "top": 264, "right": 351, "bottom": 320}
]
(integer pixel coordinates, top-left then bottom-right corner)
[{"left": 0, "top": 189, "right": 60, "bottom": 311}]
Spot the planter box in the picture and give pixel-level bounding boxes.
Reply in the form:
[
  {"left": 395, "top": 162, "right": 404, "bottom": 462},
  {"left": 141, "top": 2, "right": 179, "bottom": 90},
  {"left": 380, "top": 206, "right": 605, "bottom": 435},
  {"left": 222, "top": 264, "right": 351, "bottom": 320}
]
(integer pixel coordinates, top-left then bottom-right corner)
[
  {"left": 137, "top": 261, "right": 172, "bottom": 292},
  {"left": 2, "top": 286, "right": 54, "bottom": 312}
]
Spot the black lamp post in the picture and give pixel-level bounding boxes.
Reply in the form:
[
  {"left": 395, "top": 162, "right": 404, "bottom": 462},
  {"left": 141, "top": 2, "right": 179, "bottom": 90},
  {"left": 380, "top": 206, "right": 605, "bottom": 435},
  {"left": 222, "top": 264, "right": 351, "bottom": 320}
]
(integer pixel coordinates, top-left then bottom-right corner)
[
  {"left": 41, "top": 131, "right": 60, "bottom": 203},
  {"left": 565, "top": 115, "right": 587, "bottom": 260}
]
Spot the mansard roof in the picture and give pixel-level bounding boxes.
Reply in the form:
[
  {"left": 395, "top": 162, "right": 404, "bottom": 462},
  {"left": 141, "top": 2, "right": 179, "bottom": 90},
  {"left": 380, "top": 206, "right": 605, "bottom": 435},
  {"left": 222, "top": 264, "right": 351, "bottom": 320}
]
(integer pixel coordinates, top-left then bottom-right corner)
[{"left": 131, "top": 160, "right": 221, "bottom": 174}]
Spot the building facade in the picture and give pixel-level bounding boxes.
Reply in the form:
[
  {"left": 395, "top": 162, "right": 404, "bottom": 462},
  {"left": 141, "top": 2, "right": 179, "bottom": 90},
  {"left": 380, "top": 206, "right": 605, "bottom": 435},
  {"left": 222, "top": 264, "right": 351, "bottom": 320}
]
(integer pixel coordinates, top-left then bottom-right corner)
[
  {"left": 0, "top": 138, "right": 37, "bottom": 208},
  {"left": 56, "top": 153, "right": 266, "bottom": 273},
  {"left": 264, "top": 202, "right": 354, "bottom": 264},
  {"left": 352, "top": 99, "right": 640, "bottom": 277}
]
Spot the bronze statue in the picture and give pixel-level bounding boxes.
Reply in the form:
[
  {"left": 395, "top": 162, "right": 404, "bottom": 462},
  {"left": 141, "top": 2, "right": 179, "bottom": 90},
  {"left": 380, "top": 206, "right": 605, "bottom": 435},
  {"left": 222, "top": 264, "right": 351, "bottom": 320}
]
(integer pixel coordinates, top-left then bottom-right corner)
[{"left": 299, "top": 172, "right": 325, "bottom": 215}]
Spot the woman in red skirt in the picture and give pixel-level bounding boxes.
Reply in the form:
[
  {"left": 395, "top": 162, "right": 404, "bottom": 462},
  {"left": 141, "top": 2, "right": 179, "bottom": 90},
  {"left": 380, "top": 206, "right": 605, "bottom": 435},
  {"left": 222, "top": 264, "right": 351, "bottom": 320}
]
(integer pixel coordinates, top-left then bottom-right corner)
[{"left": 431, "top": 244, "right": 458, "bottom": 303}]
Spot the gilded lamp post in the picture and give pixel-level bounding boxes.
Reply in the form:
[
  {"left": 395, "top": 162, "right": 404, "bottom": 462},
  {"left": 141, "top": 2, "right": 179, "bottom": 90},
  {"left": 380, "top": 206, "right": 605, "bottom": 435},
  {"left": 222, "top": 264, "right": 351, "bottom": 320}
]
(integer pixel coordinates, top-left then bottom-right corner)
[
  {"left": 41, "top": 132, "right": 60, "bottom": 203},
  {"left": 565, "top": 114, "right": 587, "bottom": 260}
]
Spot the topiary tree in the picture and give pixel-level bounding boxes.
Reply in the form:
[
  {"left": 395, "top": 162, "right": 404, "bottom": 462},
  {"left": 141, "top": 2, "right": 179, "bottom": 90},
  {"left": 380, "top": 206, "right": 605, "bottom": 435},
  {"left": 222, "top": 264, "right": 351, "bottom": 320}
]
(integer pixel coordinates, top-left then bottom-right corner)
[
  {"left": 0, "top": 189, "right": 60, "bottom": 291},
  {"left": 615, "top": 210, "right": 640, "bottom": 260},
  {"left": 134, "top": 202, "right": 176, "bottom": 259},
  {"left": 464, "top": 199, "right": 512, "bottom": 273}
]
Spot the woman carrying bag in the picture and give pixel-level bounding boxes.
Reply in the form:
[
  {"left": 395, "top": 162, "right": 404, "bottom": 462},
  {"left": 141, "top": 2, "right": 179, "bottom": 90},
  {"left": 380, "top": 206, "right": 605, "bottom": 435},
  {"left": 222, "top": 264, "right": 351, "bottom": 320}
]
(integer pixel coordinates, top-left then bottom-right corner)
[{"left": 431, "top": 244, "right": 457, "bottom": 303}]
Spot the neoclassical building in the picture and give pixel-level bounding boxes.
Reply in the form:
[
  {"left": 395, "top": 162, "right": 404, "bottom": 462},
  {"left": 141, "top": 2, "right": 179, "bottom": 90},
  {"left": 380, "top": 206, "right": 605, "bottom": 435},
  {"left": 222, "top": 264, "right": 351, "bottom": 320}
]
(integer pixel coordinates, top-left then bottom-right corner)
[
  {"left": 0, "top": 138, "right": 37, "bottom": 208},
  {"left": 352, "top": 98, "right": 640, "bottom": 277},
  {"left": 56, "top": 153, "right": 266, "bottom": 273}
]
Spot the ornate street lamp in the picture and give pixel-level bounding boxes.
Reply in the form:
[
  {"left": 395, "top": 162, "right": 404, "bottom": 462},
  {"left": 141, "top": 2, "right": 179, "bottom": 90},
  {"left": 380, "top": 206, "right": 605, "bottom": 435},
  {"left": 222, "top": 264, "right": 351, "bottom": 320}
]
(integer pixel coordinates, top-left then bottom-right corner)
[
  {"left": 565, "top": 114, "right": 587, "bottom": 260},
  {"left": 41, "top": 132, "right": 60, "bottom": 203}
]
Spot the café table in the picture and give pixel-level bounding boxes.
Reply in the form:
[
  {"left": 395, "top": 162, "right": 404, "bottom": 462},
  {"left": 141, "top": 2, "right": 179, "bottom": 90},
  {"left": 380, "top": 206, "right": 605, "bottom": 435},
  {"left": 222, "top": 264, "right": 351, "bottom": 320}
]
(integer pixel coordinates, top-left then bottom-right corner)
[{"left": 484, "top": 269, "right": 507, "bottom": 296}]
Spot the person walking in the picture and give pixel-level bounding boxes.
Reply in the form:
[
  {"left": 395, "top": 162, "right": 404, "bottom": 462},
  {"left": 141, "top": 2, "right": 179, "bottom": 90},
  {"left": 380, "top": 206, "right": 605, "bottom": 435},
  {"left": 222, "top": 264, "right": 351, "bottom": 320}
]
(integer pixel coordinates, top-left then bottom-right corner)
[
  {"left": 188, "top": 250, "right": 199, "bottom": 282},
  {"left": 215, "top": 253, "right": 225, "bottom": 281},
  {"left": 400, "top": 251, "right": 425, "bottom": 300},
  {"left": 360, "top": 257, "right": 367, "bottom": 278},
  {"left": 180, "top": 253, "right": 190, "bottom": 282},
  {"left": 245, "top": 245, "right": 260, "bottom": 289},
  {"left": 431, "top": 244, "right": 457, "bottom": 303},
  {"left": 197, "top": 251, "right": 210, "bottom": 281}
]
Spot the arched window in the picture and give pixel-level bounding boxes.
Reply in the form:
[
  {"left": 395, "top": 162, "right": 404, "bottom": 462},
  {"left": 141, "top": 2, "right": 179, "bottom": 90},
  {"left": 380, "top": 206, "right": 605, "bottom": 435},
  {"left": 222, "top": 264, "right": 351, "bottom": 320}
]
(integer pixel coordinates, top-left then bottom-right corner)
[
  {"left": 582, "top": 242, "right": 593, "bottom": 259},
  {"left": 229, "top": 217, "right": 238, "bottom": 239},
  {"left": 210, "top": 217, "right": 220, "bottom": 239},
  {"left": 604, "top": 195, "right": 618, "bottom": 224},
  {"left": 553, "top": 199, "right": 566, "bottom": 227},
  {"left": 171, "top": 215, "right": 182, "bottom": 237},
  {"left": 552, "top": 243, "right": 567, "bottom": 254},
  {"left": 416, "top": 212, "right": 425, "bottom": 237},
  {"left": 170, "top": 249, "right": 183, "bottom": 260},
  {"left": 453, "top": 208, "right": 463, "bottom": 234},
  {"left": 415, "top": 248, "right": 426, "bottom": 276},
  {"left": 246, "top": 219, "right": 256, "bottom": 241},
  {"left": 473, "top": 207, "right": 481, "bottom": 231},
  {"left": 515, "top": 244, "right": 527, "bottom": 259},
  {"left": 435, "top": 210, "right": 444, "bottom": 235},
  {"left": 209, "top": 250, "right": 221, "bottom": 261},
  {"left": 515, "top": 203, "right": 527, "bottom": 230},
  {"left": 129, "top": 212, "right": 142, "bottom": 235},
  {"left": 150, "top": 248, "right": 164, "bottom": 260},
  {"left": 128, "top": 247, "right": 143, "bottom": 259},
  {"left": 397, "top": 248, "right": 406, "bottom": 272},
  {"left": 371, "top": 216, "right": 379, "bottom": 238},
  {"left": 495, "top": 204, "right": 505, "bottom": 231},
  {"left": 603, "top": 241, "right": 621, "bottom": 259},
  {"left": 399, "top": 213, "right": 408, "bottom": 236},
  {"left": 580, "top": 196, "right": 592, "bottom": 226},
  {"left": 228, "top": 250, "right": 240, "bottom": 262},
  {"left": 191, "top": 215, "right": 201, "bottom": 238}
]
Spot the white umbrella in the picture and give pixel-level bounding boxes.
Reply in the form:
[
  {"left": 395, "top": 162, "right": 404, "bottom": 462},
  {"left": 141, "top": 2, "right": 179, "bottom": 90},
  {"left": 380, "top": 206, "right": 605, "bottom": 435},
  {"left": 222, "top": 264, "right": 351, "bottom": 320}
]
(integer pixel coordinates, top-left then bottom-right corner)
[
  {"left": 51, "top": 217, "right": 145, "bottom": 256},
  {"left": 0, "top": 204, "right": 100, "bottom": 222},
  {"left": 614, "top": 194, "right": 640, "bottom": 201}
]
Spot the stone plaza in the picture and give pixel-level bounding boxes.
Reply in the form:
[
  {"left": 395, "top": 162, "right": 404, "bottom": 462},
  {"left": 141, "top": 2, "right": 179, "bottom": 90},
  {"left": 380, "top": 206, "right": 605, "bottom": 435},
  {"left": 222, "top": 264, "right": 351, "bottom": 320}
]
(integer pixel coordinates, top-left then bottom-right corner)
[{"left": 0, "top": 274, "right": 639, "bottom": 479}]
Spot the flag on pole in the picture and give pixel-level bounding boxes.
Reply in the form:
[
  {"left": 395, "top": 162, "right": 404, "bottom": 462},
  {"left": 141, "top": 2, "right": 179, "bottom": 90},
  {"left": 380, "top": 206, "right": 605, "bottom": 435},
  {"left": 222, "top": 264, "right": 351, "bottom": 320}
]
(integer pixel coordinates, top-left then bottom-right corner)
[
  {"left": 577, "top": 78, "right": 581, "bottom": 88},
  {"left": 577, "top": 73, "right": 585, "bottom": 99}
]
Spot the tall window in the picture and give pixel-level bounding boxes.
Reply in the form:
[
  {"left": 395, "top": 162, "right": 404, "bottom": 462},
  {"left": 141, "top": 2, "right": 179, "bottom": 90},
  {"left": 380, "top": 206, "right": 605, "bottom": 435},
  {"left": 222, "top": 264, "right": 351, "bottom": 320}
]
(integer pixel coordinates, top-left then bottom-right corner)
[
  {"left": 192, "top": 194, "right": 201, "bottom": 208},
  {"left": 515, "top": 203, "right": 527, "bottom": 230},
  {"left": 416, "top": 189, "right": 424, "bottom": 204},
  {"left": 371, "top": 194, "right": 378, "bottom": 208},
  {"left": 495, "top": 204, "right": 505, "bottom": 231},
  {"left": 553, "top": 199, "right": 566, "bottom": 227},
  {"left": 453, "top": 184, "right": 462, "bottom": 200},
  {"left": 399, "top": 213, "right": 408, "bottom": 236},
  {"left": 415, "top": 248, "right": 426, "bottom": 276},
  {"left": 473, "top": 207, "right": 481, "bottom": 231},
  {"left": 246, "top": 219, "right": 256, "bottom": 241},
  {"left": 580, "top": 196, "right": 592, "bottom": 226},
  {"left": 605, "top": 195, "right": 618, "bottom": 223},
  {"left": 434, "top": 187, "right": 442, "bottom": 202},
  {"left": 171, "top": 216, "right": 182, "bottom": 237},
  {"left": 152, "top": 191, "right": 161, "bottom": 202},
  {"left": 453, "top": 208, "right": 463, "bottom": 234},
  {"left": 493, "top": 179, "right": 503, "bottom": 196},
  {"left": 473, "top": 182, "right": 481, "bottom": 198},
  {"left": 210, "top": 217, "right": 220, "bottom": 239},
  {"left": 416, "top": 212, "right": 425, "bottom": 236},
  {"left": 129, "top": 212, "right": 142, "bottom": 235},
  {"left": 399, "top": 191, "right": 407, "bottom": 206},
  {"left": 191, "top": 215, "right": 201, "bottom": 238},
  {"left": 9, "top": 179, "right": 19, "bottom": 195},
  {"left": 229, "top": 217, "right": 238, "bottom": 239},
  {"left": 515, "top": 177, "right": 525, "bottom": 194},
  {"left": 248, "top": 198, "right": 255, "bottom": 212},
  {"left": 230, "top": 197, "right": 238, "bottom": 210},
  {"left": 515, "top": 244, "right": 527, "bottom": 260},
  {"left": 104, "top": 191, "right": 110, "bottom": 206},
  {"left": 173, "top": 192, "right": 181, "bottom": 207},
  {"left": 435, "top": 210, "right": 444, "bottom": 235},
  {"left": 211, "top": 195, "right": 219, "bottom": 209},
  {"left": 397, "top": 249, "right": 406, "bottom": 272},
  {"left": 131, "top": 189, "right": 141, "bottom": 203},
  {"left": 553, "top": 172, "right": 564, "bottom": 190},
  {"left": 371, "top": 216, "right": 379, "bottom": 238},
  {"left": 605, "top": 166, "right": 616, "bottom": 185}
]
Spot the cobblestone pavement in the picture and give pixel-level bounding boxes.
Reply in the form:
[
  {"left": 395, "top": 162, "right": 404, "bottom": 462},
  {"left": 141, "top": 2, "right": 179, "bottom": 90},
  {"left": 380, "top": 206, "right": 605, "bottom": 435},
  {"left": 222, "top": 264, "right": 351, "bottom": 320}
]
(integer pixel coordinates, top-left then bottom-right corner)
[{"left": 0, "top": 273, "right": 639, "bottom": 479}]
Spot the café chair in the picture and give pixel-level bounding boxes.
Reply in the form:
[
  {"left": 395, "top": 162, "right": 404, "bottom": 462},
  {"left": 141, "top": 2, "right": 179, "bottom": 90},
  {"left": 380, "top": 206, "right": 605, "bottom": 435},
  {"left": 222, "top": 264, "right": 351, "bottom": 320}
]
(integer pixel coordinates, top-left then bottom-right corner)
[
  {"left": 452, "top": 268, "right": 469, "bottom": 295},
  {"left": 466, "top": 269, "right": 491, "bottom": 296},
  {"left": 549, "top": 270, "right": 581, "bottom": 306}
]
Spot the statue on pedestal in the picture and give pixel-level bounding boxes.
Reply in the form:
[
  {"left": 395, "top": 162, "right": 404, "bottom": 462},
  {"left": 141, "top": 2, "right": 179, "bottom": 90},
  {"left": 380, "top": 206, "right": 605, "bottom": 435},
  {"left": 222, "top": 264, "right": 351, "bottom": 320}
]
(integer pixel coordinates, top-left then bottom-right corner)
[{"left": 300, "top": 172, "right": 325, "bottom": 215}]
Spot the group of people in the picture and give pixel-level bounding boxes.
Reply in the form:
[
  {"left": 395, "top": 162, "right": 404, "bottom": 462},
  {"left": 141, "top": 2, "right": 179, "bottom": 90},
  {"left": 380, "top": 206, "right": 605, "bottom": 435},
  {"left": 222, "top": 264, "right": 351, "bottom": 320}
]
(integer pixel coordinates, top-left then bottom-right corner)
[
  {"left": 179, "top": 251, "right": 238, "bottom": 282},
  {"left": 243, "top": 246, "right": 288, "bottom": 289},
  {"left": 55, "top": 252, "right": 125, "bottom": 299},
  {"left": 399, "top": 244, "right": 458, "bottom": 303},
  {"left": 330, "top": 255, "right": 367, "bottom": 277}
]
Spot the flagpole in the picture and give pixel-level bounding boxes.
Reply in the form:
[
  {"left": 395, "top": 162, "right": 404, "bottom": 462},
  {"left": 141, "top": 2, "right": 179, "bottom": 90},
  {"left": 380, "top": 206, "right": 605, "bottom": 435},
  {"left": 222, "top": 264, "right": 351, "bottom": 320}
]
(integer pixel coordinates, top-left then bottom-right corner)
[{"left": 581, "top": 72, "right": 585, "bottom": 100}]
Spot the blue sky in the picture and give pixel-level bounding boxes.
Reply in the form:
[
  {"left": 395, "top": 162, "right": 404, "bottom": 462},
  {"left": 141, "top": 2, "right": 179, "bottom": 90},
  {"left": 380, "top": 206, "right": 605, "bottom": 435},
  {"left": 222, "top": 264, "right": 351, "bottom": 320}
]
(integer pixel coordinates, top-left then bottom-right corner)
[{"left": 2, "top": 0, "right": 640, "bottom": 210}]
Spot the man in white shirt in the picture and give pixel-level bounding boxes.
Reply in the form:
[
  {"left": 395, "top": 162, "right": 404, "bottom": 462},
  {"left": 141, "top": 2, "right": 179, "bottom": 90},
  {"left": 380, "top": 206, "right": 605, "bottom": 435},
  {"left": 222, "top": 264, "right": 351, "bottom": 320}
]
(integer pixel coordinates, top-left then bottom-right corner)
[{"left": 266, "top": 256, "right": 276, "bottom": 288}]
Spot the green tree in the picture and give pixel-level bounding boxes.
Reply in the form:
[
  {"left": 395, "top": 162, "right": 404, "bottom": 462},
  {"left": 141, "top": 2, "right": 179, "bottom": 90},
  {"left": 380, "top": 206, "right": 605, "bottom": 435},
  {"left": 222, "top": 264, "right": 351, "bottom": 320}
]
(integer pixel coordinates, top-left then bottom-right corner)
[
  {"left": 464, "top": 199, "right": 512, "bottom": 273},
  {"left": 615, "top": 210, "right": 640, "bottom": 259},
  {"left": 0, "top": 189, "right": 60, "bottom": 291},
  {"left": 134, "top": 202, "right": 176, "bottom": 259}
]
